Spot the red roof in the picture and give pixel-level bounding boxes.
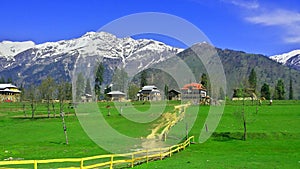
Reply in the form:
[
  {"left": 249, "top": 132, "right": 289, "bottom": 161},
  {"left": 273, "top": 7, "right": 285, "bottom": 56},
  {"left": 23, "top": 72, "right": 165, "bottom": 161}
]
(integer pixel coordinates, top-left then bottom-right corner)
[{"left": 181, "top": 83, "right": 206, "bottom": 90}]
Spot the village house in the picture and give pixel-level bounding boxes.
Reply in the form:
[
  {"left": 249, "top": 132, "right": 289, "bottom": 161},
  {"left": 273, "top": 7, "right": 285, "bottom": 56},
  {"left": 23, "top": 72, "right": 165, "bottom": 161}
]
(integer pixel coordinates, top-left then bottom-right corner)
[
  {"left": 181, "top": 83, "right": 206, "bottom": 102},
  {"left": 168, "top": 89, "right": 181, "bottom": 100},
  {"left": 0, "top": 84, "right": 21, "bottom": 102},
  {"left": 107, "top": 91, "right": 126, "bottom": 101},
  {"left": 137, "top": 85, "right": 161, "bottom": 101}
]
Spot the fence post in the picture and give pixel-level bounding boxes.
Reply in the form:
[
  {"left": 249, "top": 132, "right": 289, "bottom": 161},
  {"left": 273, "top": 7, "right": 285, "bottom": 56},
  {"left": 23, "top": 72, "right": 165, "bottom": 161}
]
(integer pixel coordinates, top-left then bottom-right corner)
[
  {"left": 169, "top": 147, "right": 172, "bottom": 157},
  {"left": 146, "top": 149, "right": 149, "bottom": 164},
  {"left": 34, "top": 160, "right": 37, "bottom": 169},
  {"left": 80, "top": 158, "right": 84, "bottom": 169},
  {"left": 160, "top": 148, "right": 162, "bottom": 160},
  {"left": 110, "top": 155, "right": 114, "bottom": 169},
  {"left": 131, "top": 154, "right": 134, "bottom": 168}
]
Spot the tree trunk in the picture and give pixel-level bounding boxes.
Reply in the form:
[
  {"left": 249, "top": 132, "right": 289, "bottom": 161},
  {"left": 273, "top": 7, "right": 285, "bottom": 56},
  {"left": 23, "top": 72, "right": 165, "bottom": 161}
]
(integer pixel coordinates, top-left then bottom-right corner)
[
  {"left": 242, "top": 111, "right": 247, "bottom": 141},
  {"left": 60, "top": 112, "right": 69, "bottom": 145},
  {"left": 47, "top": 100, "right": 50, "bottom": 118}
]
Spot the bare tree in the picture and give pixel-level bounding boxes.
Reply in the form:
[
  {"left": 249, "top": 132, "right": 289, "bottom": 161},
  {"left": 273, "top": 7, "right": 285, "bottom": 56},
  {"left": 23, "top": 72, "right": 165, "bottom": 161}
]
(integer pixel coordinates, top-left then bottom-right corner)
[
  {"left": 57, "top": 80, "right": 69, "bottom": 144},
  {"left": 27, "top": 84, "right": 37, "bottom": 119},
  {"left": 39, "top": 77, "right": 55, "bottom": 118}
]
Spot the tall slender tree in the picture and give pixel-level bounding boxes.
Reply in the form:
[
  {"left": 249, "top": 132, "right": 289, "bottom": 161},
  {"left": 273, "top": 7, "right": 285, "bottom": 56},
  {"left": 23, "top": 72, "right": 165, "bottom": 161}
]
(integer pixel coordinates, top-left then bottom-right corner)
[
  {"left": 85, "top": 78, "right": 92, "bottom": 95},
  {"left": 39, "top": 76, "right": 55, "bottom": 118},
  {"left": 289, "top": 78, "right": 293, "bottom": 100},
  {"left": 248, "top": 68, "right": 257, "bottom": 91},
  {"left": 140, "top": 70, "right": 148, "bottom": 88},
  {"left": 200, "top": 73, "right": 208, "bottom": 89},
  {"left": 57, "top": 79, "right": 69, "bottom": 144},
  {"left": 164, "top": 84, "right": 169, "bottom": 100},
  {"left": 274, "top": 79, "right": 285, "bottom": 100},
  {"left": 95, "top": 63, "right": 104, "bottom": 100},
  {"left": 75, "top": 72, "right": 85, "bottom": 102},
  {"left": 261, "top": 83, "right": 271, "bottom": 100}
]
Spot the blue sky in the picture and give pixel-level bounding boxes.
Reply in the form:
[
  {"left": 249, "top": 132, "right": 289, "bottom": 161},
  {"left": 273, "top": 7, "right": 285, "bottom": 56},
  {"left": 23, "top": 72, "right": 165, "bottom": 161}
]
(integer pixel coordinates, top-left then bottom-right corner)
[{"left": 0, "top": 0, "right": 299, "bottom": 56}]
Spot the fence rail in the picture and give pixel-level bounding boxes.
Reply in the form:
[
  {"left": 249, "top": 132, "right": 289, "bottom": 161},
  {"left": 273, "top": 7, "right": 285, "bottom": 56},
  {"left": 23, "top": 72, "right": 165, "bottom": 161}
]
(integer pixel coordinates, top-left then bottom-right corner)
[{"left": 0, "top": 136, "right": 194, "bottom": 169}]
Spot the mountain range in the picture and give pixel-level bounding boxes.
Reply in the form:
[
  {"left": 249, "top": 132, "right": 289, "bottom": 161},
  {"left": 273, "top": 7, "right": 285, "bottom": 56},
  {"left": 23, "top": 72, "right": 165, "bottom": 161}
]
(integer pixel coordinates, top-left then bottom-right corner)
[{"left": 0, "top": 31, "right": 299, "bottom": 99}]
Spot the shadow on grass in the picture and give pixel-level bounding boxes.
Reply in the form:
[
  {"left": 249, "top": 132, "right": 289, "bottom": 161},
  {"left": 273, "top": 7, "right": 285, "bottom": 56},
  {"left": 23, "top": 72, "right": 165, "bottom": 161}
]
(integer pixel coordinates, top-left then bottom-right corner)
[
  {"left": 212, "top": 132, "right": 244, "bottom": 141},
  {"left": 12, "top": 113, "right": 75, "bottom": 120}
]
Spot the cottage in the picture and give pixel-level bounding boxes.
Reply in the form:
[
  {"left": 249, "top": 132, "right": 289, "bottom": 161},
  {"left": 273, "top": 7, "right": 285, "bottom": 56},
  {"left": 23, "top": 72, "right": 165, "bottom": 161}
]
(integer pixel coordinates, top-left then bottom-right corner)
[
  {"left": 81, "top": 94, "right": 93, "bottom": 102},
  {"left": 168, "top": 89, "right": 181, "bottom": 100},
  {"left": 0, "top": 84, "right": 21, "bottom": 102},
  {"left": 181, "top": 83, "right": 206, "bottom": 102},
  {"left": 107, "top": 91, "right": 126, "bottom": 101},
  {"left": 137, "top": 85, "right": 161, "bottom": 101}
]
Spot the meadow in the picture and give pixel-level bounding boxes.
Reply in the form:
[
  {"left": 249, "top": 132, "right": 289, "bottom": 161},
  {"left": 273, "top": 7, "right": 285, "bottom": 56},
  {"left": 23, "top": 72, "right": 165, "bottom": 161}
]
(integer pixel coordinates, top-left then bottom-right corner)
[{"left": 0, "top": 100, "right": 299, "bottom": 168}]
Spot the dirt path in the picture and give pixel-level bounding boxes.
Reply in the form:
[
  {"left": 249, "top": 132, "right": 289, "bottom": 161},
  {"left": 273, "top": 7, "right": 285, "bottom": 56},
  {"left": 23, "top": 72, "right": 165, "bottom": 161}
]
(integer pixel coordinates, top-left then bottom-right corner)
[{"left": 142, "top": 103, "right": 190, "bottom": 149}]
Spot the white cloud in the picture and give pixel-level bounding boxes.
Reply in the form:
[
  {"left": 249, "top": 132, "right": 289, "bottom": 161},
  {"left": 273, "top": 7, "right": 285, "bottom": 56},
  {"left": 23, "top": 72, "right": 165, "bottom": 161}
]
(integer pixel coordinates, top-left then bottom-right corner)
[
  {"left": 245, "top": 9, "right": 300, "bottom": 25},
  {"left": 222, "top": 0, "right": 259, "bottom": 9},
  {"left": 221, "top": 0, "right": 300, "bottom": 43},
  {"left": 246, "top": 9, "right": 300, "bottom": 43}
]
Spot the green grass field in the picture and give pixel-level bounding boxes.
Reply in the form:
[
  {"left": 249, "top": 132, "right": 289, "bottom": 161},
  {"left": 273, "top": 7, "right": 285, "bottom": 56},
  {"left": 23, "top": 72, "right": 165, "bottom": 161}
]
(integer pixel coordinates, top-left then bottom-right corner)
[{"left": 0, "top": 100, "right": 299, "bottom": 168}]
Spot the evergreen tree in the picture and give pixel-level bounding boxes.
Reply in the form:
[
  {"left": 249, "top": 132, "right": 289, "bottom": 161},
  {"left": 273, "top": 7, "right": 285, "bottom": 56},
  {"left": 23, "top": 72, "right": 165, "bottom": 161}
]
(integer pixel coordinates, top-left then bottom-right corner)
[
  {"left": 85, "top": 78, "right": 92, "bottom": 95},
  {"left": 200, "top": 73, "right": 208, "bottom": 89},
  {"left": 140, "top": 70, "right": 148, "bottom": 88},
  {"left": 274, "top": 79, "right": 285, "bottom": 100},
  {"left": 289, "top": 78, "right": 293, "bottom": 100},
  {"left": 260, "top": 83, "right": 271, "bottom": 100},
  {"left": 248, "top": 68, "right": 257, "bottom": 90},
  {"left": 75, "top": 72, "right": 85, "bottom": 101},
  {"left": 164, "top": 84, "right": 169, "bottom": 100},
  {"left": 94, "top": 63, "right": 104, "bottom": 100}
]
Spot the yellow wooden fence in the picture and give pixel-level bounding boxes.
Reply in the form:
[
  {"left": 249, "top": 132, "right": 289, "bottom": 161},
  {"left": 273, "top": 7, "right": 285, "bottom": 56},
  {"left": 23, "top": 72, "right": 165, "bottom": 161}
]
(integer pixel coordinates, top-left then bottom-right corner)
[{"left": 0, "top": 136, "right": 194, "bottom": 169}]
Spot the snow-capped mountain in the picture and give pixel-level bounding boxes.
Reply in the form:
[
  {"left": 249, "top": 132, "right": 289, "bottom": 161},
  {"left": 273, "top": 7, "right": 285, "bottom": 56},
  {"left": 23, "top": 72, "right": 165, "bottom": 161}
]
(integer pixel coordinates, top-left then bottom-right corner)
[
  {"left": 0, "top": 31, "right": 182, "bottom": 85},
  {"left": 0, "top": 41, "right": 35, "bottom": 60},
  {"left": 270, "top": 50, "right": 300, "bottom": 71}
]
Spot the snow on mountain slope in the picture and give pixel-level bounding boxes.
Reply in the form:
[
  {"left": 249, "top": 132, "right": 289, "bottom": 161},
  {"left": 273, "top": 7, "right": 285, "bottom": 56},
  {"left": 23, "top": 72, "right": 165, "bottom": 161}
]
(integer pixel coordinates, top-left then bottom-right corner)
[
  {"left": 0, "top": 41, "right": 35, "bottom": 60},
  {"left": 270, "top": 50, "right": 300, "bottom": 64},
  {"left": 22, "top": 31, "right": 182, "bottom": 63},
  {"left": 270, "top": 50, "right": 300, "bottom": 71},
  {"left": 0, "top": 31, "right": 183, "bottom": 85}
]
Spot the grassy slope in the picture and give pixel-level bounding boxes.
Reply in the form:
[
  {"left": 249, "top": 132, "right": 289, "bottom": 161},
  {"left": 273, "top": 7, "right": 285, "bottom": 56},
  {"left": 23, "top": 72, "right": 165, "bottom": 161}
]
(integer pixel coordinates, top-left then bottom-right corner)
[
  {"left": 136, "top": 100, "right": 300, "bottom": 169},
  {"left": 0, "top": 100, "right": 299, "bottom": 168}
]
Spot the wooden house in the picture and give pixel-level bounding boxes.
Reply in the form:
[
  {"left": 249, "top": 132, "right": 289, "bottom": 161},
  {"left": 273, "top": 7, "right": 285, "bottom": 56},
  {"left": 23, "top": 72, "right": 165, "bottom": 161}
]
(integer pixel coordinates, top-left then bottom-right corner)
[
  {"left": 181, "top": 83, "right": 206, "bottom": 102},
  {"left": 137, "top": 85, "right": 161, "bottom": 101},
  {"left": 0, "top": 84, "right": 21, "bottom": 102}
]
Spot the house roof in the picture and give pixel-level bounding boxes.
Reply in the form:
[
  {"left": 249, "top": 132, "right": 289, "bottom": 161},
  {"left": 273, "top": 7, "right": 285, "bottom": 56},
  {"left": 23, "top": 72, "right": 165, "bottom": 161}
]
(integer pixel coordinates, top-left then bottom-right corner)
[
  {"left": 141, "top": 85, "right": 157, "bottom": 91},
  {"left": 107, "top": 91, "right": 125, "bottom": 95},
  {"left": 0, "top": 84, "right": 21, "bottom": 93},
  {"left": 0, "top": 84, "right": 18, "bottom": 89},
  {"left": 168, "top": 89, "right": 181, "bottom": 94},
  {"left": 181, "top": 83, "right": 206, "bottom": 90}
]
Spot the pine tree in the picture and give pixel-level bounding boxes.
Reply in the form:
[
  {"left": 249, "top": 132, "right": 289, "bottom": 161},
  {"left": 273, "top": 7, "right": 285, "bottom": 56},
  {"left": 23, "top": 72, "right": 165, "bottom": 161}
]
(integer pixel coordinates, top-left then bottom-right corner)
[
  {"left": 289, "top": 78, "right": 293, "bottom": 100},
  {"left": 164, "top": 84, "right": 169, "bottom": 100},
  {"left": 85, "top": 78, "right": 92, "bottom": 95},
  {"left": 200, "top": 73, "right": 208, "bottom": 89},
  {"left": 274, "top": 79, "right": 285, "bottom": 100},
  {"left": 140, "top": 70, "right": 148, "bottom": 88},
  {"left": 248, "top": 68, "right": 257, "bottom": 90},
  {"left": 94, "top": 63, "right": 104, "bottom": 100},
  {"left": 260, "top": 83, "right": 271, "bottom": 100},
  {"left": 75, "top": 72, "right": 85, "bottom": 101}
]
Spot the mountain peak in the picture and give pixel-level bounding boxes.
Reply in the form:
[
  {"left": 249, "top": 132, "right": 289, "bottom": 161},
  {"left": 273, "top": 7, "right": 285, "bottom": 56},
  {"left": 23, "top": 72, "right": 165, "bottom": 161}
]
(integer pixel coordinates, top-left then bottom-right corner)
[
  {"left": 270, "top": 49, "right": 300, "bottom": 64},
  {"left": 0, "top": 40, "right": 35, "bottom": 59},
  {"left": 270, "top": 49, "right": 300, "bottom": 71}
]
